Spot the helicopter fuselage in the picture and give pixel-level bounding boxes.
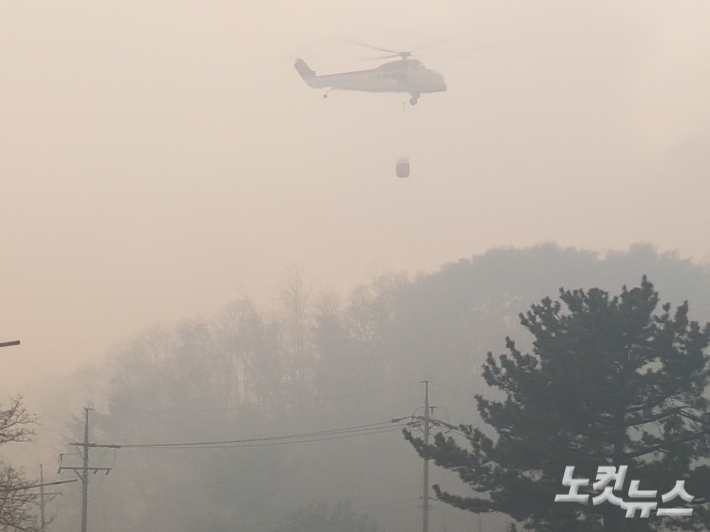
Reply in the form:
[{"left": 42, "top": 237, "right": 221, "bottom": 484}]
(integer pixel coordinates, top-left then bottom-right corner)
[{"left": 295, "top": 58, "right": 446, "bottom": 103}]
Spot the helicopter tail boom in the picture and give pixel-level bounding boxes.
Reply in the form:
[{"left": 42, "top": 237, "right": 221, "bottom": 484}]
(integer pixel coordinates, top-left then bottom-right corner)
[{"left": 294, "top": 58, "right": 319, "bottom": 86}]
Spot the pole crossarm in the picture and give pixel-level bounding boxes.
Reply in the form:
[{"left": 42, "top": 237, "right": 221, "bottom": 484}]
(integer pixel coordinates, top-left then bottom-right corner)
[
  {"left": 410, "top": 415, "right": 460, "bottom": 432},
  {"left": 58, "top": 467, "right": 112, "bottom": 481},
  {"left": 69, "top": 443, "right": 122, "bottom": 449}
]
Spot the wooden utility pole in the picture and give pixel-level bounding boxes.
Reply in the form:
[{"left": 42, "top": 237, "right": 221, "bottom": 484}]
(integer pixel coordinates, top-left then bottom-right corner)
[
  {"left": 40, "top": 465, "right": 46, "bottom": 532},
  {"left": 423, "top": 380, "right": 430, "bottom": 532},
  {"left": 58, "top": 408, "right": 119, "bottom": 532},
  {"left": 37, "top": 465, "right": 69, "bottom": 532},
  {"left": 81, "top": 408, "right": 89, "bottom": 532}
]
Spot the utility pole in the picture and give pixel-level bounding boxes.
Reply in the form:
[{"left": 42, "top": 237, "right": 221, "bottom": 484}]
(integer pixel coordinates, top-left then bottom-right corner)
[
  {"left": 37, "top": 465, "right": 68, "bottom": 532},
  {"left": 81, "top": 409, "right": 89, "bottom": 532},
  {"left": 392, "top": 385, "right": 461, "bottom": 532},
  {"left": 40, "top": 464, "right": 46, "bottom": 532},
  {"left": 422, "top": 380, "right": 430, "bottom": 532},
  {"left": 58, "top": 408, "right": 119, "bottom": 532}
]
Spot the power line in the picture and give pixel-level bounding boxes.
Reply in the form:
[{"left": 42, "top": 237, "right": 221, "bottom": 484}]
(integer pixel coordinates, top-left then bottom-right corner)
[
  {"left": 110, "top": 420, "right": 400, "bottom": 449},
  {"left": 0, "top": 479, "right": 77, "bottom": 493},
  {"left": 123, "top": 427, "right": 400, "bottom": 450},
  {"left": 165, "top": 427, "right": 401, "bottom": 449}
]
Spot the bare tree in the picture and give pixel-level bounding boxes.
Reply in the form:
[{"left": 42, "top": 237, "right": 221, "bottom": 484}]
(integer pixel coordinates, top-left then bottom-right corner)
[
  {"left": 279, "top": 265, "right": 314, "bottom": 395},
  {"left": 0, "top": 398, "right": 35, "bottom": 445},
  {"left": 0, "top": 397, "right": 38, "bottom": 532}
]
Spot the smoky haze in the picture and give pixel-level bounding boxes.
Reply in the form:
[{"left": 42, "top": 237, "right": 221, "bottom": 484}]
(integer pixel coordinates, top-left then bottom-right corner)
[
  {"left": 9, "top": 244, "right": 710, "bottom": 532},
  {"left": 1, "top": 0, "right": 710, "bottom": 471}
]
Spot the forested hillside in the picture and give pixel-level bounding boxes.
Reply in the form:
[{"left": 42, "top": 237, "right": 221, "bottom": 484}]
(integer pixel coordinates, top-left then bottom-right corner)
[{"left": 41, "top": 244, "right": 710, "bottom": 532}]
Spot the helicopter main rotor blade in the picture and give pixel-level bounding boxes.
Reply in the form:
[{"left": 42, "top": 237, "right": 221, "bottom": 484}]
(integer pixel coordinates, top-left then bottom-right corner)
[
  {"left": 360, "top": 53, "right": 403, "bottom": 61},
  {"left": 339, "top": 37, "right": 478, "bottom": 61},
  {"left": 345, "top": 40, "right": 402, "bottom": 55}
]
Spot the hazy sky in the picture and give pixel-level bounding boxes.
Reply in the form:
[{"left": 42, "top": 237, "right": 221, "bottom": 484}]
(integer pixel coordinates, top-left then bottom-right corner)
[{"left": 2, "top": 0, "right": 709, "bottom": 390}]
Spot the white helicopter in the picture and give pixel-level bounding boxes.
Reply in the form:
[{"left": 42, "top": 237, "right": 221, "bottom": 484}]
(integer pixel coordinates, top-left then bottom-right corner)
[{"left": 294, "top": 43, "right": 447, "bottom": 105}]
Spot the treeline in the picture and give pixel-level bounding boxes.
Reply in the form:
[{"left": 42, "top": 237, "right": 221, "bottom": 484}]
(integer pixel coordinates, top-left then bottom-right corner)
[{"left": 44, "top": 244, "right": 710, "bottom": 532}]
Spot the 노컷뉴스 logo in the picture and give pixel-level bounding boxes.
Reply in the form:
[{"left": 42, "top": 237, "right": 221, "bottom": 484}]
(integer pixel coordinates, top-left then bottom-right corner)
[{"left": 554, "top": 466, "right": 694, "bottom": 518}]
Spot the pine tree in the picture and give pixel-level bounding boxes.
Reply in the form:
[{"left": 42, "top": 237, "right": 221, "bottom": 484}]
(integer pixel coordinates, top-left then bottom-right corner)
[{"left": 406, "top": 277, "right": 710, "bottom": 532}]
